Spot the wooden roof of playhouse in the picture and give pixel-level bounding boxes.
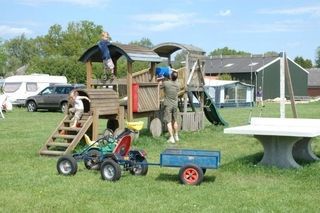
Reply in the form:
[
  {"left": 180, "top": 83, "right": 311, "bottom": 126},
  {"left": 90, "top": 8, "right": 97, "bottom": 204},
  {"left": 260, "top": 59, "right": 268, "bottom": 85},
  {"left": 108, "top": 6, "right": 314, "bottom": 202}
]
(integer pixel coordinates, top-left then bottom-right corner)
[
  {"left": 152, "top": 42, "right": 206, "bottom": 57},
  {"left": 79, "top": 43, "right": 162, "bottom": 63}
]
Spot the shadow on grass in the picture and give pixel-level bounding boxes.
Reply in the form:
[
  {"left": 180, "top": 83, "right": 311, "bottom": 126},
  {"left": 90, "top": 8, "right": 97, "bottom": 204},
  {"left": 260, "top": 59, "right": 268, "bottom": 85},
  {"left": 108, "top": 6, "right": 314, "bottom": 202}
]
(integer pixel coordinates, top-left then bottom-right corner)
[
  {"left": 221, "top": 151, "right": 320, "bottom": 171},
  {"left": 221, "top": 152, "right": 263, "bottom": 171},
  {"left": 155, "top": 172, "right": 217, "bottom": 184}
]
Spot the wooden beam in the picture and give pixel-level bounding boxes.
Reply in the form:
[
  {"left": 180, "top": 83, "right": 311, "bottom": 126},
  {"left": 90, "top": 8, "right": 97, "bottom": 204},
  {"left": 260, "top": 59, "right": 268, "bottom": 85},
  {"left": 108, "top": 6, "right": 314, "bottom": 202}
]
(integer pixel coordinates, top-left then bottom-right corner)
[
  {"left": 92, "top": 110, "right": 99, "bottom": 141},
  {"left": 127, "top": 61, "right": 133, "bottom": 121},
  {"left": 149, "top": 62, "right": 156, "bottom": 82},
  {"left": 86, "top": 61, "right": 93, "bottom": 89},
  {"left": 118, "top": 106, "right": 125, "bottom": 130},
  {"left": 284, "top": 54, "right": 298, "bottom": 118}
]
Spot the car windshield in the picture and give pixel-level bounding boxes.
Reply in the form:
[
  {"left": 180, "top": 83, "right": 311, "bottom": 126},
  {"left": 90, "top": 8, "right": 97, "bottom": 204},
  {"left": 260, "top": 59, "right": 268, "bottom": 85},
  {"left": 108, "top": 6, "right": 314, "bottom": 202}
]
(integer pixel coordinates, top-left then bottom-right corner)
[{"left": 41, "top": 87, "right": 55, "bottom": 95}]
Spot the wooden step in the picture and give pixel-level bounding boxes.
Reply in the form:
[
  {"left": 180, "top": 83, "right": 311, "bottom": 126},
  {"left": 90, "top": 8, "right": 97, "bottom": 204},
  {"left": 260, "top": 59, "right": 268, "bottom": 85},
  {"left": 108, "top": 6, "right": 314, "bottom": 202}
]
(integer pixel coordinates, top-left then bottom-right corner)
[
  {"left": 53, "top": 134, "right": 76, "bottom": 140},
  {"left": 39, "top": 150, "right": 66, "bottom": 156},
  {"left": 47, "top": 142, "right": 70, "bottom": 148},
  {"left": 59, "top": 127, "right": 81, "bottom": 131},
  {"left": 64, "top": 120, "right": 87, "bottom": 124}
]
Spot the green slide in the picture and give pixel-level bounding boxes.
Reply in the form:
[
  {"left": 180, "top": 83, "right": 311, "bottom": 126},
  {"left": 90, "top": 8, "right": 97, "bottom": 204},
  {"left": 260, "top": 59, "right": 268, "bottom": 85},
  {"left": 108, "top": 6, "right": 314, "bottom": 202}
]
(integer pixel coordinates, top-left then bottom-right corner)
[{"left": 203, "top": 90, "right": 228, "bottom": 126}]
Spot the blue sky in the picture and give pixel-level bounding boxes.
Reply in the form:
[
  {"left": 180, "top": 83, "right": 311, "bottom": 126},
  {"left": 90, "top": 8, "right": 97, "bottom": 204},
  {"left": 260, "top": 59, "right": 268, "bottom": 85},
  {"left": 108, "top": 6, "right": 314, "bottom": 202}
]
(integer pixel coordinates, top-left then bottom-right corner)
[{"left": 1, "top": 0, "right": 320, "bottom": 62}]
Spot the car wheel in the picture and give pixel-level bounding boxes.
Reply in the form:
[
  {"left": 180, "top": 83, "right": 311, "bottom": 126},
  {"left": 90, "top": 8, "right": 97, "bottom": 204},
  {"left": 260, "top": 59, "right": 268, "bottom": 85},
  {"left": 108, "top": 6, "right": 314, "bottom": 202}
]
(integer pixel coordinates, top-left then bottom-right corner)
[
  {"left": 60, "top": 102, "right": 68, "bottom": 113},
  {"left": 27, "top": 101, "right": 37, "bottom": 112}
]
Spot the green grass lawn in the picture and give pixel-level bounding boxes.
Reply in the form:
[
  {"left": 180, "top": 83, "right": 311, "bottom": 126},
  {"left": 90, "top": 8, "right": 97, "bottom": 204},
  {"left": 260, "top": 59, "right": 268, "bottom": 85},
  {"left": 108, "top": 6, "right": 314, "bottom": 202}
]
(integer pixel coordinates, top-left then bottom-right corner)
[{"left": 1, "top": 102, "right": 320, "bottom": 212}]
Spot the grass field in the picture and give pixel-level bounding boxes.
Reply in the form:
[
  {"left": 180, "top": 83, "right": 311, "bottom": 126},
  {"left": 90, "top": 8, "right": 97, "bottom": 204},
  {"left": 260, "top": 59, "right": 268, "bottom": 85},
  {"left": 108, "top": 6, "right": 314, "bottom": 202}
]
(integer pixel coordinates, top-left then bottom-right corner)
[{"left": 1, "top": 102, "right": 320, "bottom": 212}]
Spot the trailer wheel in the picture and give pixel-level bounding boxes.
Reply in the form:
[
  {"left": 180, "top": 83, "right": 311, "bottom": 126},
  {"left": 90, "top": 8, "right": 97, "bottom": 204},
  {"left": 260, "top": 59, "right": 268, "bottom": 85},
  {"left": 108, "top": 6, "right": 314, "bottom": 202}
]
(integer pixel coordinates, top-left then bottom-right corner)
[
  {"left": 57, "top": 155, "right": 78, "bottom": 175},
  {"left": 84, "top": 149, "right": 101, "bottom": 170},
  {"left": 100, "top": 159, "right": 121, "bottom": 181},
  {"left": 179, "top": 164, "right": 203, "bottom": 185},
  {"left": 130, "top": 158, "right": 148, "bottom": 176}
]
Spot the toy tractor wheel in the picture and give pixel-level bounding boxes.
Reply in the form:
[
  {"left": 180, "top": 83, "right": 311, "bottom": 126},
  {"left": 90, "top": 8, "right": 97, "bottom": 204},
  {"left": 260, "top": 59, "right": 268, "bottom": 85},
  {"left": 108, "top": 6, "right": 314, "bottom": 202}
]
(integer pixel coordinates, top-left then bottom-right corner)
[
  {"left": 100, "top": 159, "right": 121, "bottom": 181},
  {"left": 179, "top": 164, "right": 204, "bottom": 185},
  {"left": 84, "top": 149, "right": 101, "bottom": 170},
  {"left": 57, "top": 155, "right": 78, "bottom": 175},
  {"left": 130, "top": 158, "right": 148, "bottom": 176}
]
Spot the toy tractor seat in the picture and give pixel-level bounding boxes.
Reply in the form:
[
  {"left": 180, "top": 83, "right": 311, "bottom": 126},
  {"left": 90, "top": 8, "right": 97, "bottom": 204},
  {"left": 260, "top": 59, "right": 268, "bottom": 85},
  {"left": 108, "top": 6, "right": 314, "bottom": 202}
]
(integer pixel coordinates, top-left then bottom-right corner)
[
  {"left": 84, "top": 134, "right": 96, "bottom": 147},
  {"left": 113, "top": 135, "right": 131, "bottom": 157}
]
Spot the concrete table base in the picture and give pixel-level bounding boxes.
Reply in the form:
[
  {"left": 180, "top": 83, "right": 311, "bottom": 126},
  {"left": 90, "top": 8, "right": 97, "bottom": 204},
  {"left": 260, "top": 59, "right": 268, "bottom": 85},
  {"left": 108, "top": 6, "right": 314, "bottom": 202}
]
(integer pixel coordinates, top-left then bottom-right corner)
[
  {"left": 292, "top": 137, "right": 320, "bottom": 161},
  {"left": 255, "top": 135, "right": 301, "bottom": 168},
  {"left": 254, "top": 135, "right": 319, "bottom": 168}
]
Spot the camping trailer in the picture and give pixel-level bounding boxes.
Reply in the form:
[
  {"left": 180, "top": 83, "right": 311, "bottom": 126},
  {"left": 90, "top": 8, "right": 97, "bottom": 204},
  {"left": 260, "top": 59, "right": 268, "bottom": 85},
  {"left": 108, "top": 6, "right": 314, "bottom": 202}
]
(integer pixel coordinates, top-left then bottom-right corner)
[{"left": 3, "top": 74, "right": 67, "bottom": 105}]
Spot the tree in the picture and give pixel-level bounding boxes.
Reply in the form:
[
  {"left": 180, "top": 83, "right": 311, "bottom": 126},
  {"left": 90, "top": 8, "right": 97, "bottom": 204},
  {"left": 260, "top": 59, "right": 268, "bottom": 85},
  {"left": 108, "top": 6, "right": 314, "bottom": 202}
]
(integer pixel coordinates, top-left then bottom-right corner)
[
  {"left": 172, "top": 50, "right": 187, "bottom": 69},
  {"left": 209, "top": 47, "right": 250, "bottom": 56},
  {"left": 263, "top": 51, "right": 279, "bottom": 56},
  {"left": 294, "top": 56, "right": 313, "bottom": 69},
  {"left": 316, "top": 47, "right": 320, "bottom": 68},
  {"left": 0, "top": 39, "right": 7, "bottom": 77},
  {"left": 27, "top": 21, "right": 103, "bottom": 82},
  {"left": 218, "top": 73, "right": 232, "bottom": 80},
  {"left": 129, "top": 38, "right": 153, "bottom": 48},
  {"left": 4, "top": 34, "right": 37, "bottom": 75}
]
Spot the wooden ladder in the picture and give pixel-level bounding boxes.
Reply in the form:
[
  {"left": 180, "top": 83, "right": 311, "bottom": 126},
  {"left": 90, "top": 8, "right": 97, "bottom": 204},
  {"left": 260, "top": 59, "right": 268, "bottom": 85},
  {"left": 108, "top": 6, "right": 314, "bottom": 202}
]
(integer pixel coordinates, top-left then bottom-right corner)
[{"left": 39, "top": 112, "right": 93, "bottom": 156}]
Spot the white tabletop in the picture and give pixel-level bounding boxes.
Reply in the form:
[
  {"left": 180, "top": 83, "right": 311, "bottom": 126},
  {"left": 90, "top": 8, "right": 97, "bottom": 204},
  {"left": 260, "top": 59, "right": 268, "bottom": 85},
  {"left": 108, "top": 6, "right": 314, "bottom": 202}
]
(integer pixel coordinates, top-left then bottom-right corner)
[{"left": 224, "top": 124, "right": 320, "bottom": 138}]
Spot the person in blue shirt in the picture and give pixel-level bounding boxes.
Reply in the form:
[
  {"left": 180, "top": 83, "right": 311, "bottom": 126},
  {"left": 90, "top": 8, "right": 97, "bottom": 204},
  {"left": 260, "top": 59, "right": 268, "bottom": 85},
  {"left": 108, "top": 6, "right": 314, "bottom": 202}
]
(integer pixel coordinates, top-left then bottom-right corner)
[
  {"left": 256, "top": 86, "right": 264, "bottom": 107},
  {"left": 98, "top": 31, "right": 115, "bottom": 80}
]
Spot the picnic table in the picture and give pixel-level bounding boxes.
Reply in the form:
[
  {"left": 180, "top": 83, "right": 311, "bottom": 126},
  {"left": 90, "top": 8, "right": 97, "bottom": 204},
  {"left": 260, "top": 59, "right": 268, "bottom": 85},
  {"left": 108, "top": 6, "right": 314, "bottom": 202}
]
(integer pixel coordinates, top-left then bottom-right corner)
[{"left": 224, "top": 117, "right": 320, "bottom": 168}]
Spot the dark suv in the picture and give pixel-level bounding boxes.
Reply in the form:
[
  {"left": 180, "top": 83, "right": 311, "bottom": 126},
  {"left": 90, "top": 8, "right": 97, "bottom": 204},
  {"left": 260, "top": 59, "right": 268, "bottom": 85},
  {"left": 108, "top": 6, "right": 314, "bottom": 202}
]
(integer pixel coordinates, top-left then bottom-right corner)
[{"left": 25, "top": 84, "right": 85, "bottom": 112}]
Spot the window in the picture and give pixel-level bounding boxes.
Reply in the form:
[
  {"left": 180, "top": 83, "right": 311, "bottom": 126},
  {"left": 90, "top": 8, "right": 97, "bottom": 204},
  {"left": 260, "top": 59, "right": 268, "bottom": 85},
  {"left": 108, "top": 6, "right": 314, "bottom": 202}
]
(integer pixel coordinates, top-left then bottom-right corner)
[
  {"left": 26, "top": 82, "right": 38, "bottom": 92},
  {"left": 64, "top": 87, "right": 73, "bottom": 94},
  {"left": 55, "top": 87, "right": 65, "bottom": 94},
  {"left": 4, "top": 83, "right": 21, "bottom": 93},
  {"left": 41, "top": 87, "right": 54, "bottom": 95}
]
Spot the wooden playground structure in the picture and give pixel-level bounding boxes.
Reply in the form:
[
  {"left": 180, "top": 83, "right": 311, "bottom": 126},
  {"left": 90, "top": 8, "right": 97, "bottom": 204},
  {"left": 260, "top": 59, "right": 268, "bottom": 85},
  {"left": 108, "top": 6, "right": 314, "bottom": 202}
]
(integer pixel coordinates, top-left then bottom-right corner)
[{"left": 40, "top": 42, "right": 224, "bottom": 156}]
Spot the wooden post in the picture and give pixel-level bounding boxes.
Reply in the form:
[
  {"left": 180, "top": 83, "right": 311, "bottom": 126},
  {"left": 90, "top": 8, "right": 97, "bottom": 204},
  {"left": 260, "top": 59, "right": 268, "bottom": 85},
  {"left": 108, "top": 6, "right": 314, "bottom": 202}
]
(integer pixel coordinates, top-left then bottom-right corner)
[
  {"left": 150, "top": 62, "right": 155, "bottom": 82},
  {"left": 118, "top": 106, "right": 125, "bottom": 130},
  {"left": 92, "top": 110, "right": 99, "bottom": 141},
  {"left": 284, "top": 54, "right": 298, "bottom": 118},
  {"left": 127, "top": 61, "right": 133, "bottom": 121},
  {"left": 280, "top": 53, "right": 285, "bottom": 118},
  {"left": 184, "top": 53, "right": 190, "bottom": 113},
  {"left": 86, "top": 61, "right": 93, "bottom": 89}
]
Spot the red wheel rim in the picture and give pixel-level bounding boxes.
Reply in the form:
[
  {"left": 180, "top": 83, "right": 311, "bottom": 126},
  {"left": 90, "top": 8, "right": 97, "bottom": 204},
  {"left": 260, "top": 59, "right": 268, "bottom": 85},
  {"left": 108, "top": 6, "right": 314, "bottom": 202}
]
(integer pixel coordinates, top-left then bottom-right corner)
[{"left": 183, "top": 168, "right": 199, "bottom": 184}]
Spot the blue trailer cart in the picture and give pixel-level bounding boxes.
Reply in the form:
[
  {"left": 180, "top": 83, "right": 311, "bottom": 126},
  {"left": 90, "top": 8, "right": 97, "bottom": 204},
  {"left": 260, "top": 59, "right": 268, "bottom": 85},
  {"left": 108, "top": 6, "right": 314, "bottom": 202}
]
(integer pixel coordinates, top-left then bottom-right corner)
[{"left": 159, "top": 148, "right": 221, "bottom": 185}]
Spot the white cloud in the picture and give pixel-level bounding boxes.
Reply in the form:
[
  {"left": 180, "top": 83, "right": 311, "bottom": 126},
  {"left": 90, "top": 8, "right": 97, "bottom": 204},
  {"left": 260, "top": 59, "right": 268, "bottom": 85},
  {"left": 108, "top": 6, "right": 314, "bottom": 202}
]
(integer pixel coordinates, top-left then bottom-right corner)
[
  {"left": 0, "top": 25, "right": 33, "bottom": 37},
  {"left": 258, "top": 5, "right": 320, "bottom": 16},
  {"left": 133, "top": 12, "right": 194, "bottom": 23},
  {"left": 18, "top": 0, "right": 109, "bottom": 7},
  {"left": 238, "top": 20, "right": 310, "bottom": 33},
  {"left": 132, "top": 12, "right": 212, "bottom": 32},
  {"left": 218, "top": 9, "right": 231, "bottom": 17}
]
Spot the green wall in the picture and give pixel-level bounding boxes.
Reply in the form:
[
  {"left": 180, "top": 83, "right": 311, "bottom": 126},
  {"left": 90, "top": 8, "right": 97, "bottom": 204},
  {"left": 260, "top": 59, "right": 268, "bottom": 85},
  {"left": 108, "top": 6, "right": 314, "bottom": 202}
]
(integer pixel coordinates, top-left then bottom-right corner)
[{"left": 230, "top": 59, "right": 308, "bottom": 100}]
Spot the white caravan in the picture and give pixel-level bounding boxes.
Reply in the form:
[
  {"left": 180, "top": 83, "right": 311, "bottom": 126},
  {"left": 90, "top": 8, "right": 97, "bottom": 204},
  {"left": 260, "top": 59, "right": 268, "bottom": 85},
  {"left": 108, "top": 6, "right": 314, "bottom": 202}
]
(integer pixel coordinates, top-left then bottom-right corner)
[{"left": 3, "top": 74, "right": 67, "bottom": 105}]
